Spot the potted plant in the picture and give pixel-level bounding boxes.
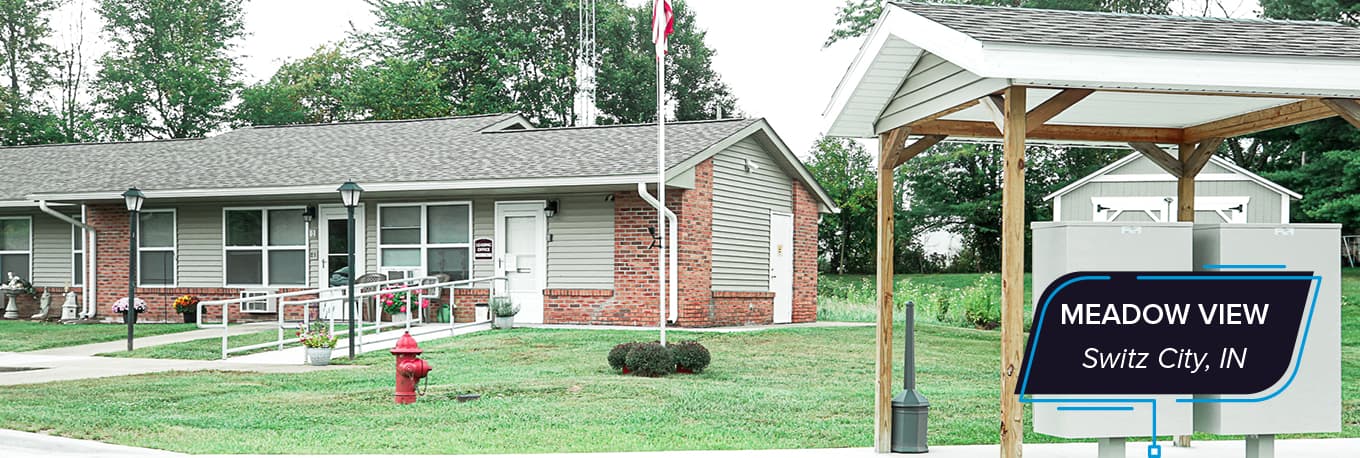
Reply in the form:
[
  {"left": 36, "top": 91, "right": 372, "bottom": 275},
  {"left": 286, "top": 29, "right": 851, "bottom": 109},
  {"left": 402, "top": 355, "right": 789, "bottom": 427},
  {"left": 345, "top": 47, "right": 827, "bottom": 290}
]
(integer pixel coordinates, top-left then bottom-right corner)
[
  {"left": 379, "top": 288, "right": 411, "bottom": 322},
  {"left": 297, "top": 322, "right": 338, "bottom": 366},
  {"left": 111, "top": 297, "right": 147, "bottom": 323},
  {"left": 623, "top": 342, "right": 675, "bottom": 377},
  {"left": 489, "top": 296, "right": 518, "bottom": 329},
  {"left": 173, "top": 295, "right": 200, "bottom": 323},
  {"left": 671, "top": 340, "right": 711, "bottom": 373},
  {"left": 608, "top": 342, "right": 641, "bottom": 374}
]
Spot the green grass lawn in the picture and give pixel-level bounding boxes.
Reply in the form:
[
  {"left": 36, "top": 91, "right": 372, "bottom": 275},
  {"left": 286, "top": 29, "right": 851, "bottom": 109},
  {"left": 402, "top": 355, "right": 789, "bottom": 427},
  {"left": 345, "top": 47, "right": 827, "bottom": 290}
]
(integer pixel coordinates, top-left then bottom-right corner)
[
  {"left": 0, "top": 269, "right": 1351, "bottom": 454},
  {"left": 0, "top": 322, "right": 198, "bottom": 352}
]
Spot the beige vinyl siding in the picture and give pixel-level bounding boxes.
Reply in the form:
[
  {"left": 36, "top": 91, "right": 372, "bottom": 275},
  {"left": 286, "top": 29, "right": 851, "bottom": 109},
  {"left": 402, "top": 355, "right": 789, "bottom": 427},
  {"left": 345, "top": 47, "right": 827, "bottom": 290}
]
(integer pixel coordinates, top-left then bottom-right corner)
[
  {"left": 175, "top": 205, "right": 222, "bottom": 287},
  {"left": 711, "top": 137, "right": 792, "bottom": 291},
  {"left": 471, "top": 199, "right": 494, "bottom": 278},
  {"left": 30, "top": 210, "right": 77, "bottom": 287},
  {"left": 544, "top": 194, "right": 613, "bottom": 289},
  {"left": 1059, "top": 181, "right": 1284, "bottom": 223}
]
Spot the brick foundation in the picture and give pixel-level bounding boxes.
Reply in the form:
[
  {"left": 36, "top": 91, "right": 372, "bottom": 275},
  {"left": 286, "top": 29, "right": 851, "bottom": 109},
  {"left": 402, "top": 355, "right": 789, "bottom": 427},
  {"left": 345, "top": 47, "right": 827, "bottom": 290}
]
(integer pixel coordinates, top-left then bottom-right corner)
[
  {"left": 452, "top": 288, "right": 489, "bottom": 323},
  {"left": 542, "top": 289, "right": 617, "bottom": 324},
  {"left": 709, "top": 291, "right": 776, "bottom": 326}
]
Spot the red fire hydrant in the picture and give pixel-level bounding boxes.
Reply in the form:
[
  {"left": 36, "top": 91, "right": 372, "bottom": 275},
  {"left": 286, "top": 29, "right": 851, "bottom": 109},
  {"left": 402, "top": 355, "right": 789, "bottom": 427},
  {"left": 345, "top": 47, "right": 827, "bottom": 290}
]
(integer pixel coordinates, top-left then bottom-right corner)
[{"left": 391, "top": 331, "right": 432, "bottom": 404}]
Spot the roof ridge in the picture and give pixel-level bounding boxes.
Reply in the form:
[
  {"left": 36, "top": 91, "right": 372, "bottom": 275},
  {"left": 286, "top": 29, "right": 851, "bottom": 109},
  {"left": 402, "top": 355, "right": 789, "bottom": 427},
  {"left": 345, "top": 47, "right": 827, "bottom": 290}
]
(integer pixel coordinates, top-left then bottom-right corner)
[
  {"left": 0, "top": 136, "right": 204, "bottom": 150},
  {"left": 893, "top": 1, "right": 1348, "bottom": 26},
  {"left": 248, "top": 113, "right": 511, "bottom": 130},
  {"left": 483, "top": 117, "right": 753, "bottom": 134}
]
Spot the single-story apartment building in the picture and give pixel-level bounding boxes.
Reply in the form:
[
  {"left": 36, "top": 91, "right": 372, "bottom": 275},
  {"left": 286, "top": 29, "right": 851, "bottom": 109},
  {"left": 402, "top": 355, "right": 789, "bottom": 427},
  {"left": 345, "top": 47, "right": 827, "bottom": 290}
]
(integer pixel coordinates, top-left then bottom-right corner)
[
  {"left": 0, "top": 113, "right": 836, "bottom": 327},
  {"left": 1045, "top": 152, "right": 1301, "bottom": 224}
]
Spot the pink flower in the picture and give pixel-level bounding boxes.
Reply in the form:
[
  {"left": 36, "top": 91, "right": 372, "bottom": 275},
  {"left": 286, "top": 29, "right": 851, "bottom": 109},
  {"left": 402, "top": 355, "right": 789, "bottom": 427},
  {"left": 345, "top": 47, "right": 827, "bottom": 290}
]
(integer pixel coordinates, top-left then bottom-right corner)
[
  {"left": 400, "top": 306, "right": 407, "bottom": 313},
  {"left": 386, "top": 299, "right": 393, "bottom": 305}
]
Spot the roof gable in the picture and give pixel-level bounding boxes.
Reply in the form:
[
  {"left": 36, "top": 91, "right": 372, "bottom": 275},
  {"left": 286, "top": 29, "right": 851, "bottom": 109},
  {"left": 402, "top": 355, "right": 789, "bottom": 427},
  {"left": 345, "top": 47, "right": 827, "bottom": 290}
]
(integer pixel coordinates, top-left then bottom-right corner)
[{"left": 1044, "top": 152, "right": 1301, "bottom": 201}]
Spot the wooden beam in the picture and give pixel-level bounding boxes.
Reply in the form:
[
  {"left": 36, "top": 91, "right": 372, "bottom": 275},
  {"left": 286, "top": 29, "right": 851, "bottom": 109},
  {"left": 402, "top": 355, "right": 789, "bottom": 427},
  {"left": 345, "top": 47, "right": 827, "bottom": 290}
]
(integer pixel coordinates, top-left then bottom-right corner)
[
  {"left": 1320, "top": 98, "right": 1360, "bottom": 129},
  {"left": 1182, "top": 99, "right": 1336, "bottom": 143},
  {"left": 1183, "top": 137, "right": 1224, "bottom": 177},
  {"left": 1129, "top": 142, "right": 1184, "bottom": 178},
  {"left": 1025, "top": 88, "right": 1094, "bottom": 132},
  {"left": 1000, "top": 86, "right": 1027, "bottom": 458},
  {"left": 873, "top": 134, "right": 897, "bottom": 454},
  {"left": 910, "top": 119, "right": 1184, "bottom": 144},
  {"left": 889, "top": 135, "right": 947, "bottom": 169},
  {"left": 978, "top": 94, "right": 1007, "bottom": 134},
  {"left": 1177, "top": 142, "right": 1197, "bottom": 222},
  {"left": 878, "top": 126, "right": 911, "bottom": 170}
]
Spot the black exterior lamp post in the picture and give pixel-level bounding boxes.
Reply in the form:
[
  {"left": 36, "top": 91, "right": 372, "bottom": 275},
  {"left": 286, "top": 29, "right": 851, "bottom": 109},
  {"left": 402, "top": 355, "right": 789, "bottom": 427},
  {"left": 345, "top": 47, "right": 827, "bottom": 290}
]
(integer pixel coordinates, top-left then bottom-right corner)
[
  {"left": 122, "top": 187, "right": 145, "bottom": 352},
  {"left": 337, "top": 181, "right": 363, "bottom": 360}
]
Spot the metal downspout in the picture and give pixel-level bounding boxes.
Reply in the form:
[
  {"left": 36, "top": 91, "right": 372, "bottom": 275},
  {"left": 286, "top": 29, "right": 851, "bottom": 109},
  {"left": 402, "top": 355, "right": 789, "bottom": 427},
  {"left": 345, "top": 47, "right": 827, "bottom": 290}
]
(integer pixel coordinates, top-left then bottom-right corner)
[
  {"left": 636, "top": 183, "right": 679, "bottom": 322},
  {"left": 37, "top": 201, "right": 97, "bottom": 317}
]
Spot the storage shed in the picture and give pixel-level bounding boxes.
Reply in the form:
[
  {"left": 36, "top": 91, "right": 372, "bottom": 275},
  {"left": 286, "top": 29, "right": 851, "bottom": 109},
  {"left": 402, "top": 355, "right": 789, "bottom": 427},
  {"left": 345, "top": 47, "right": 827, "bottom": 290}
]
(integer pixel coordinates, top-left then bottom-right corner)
[{"left": 1045, "top": 152, "right": 1300, "bottom": 224}]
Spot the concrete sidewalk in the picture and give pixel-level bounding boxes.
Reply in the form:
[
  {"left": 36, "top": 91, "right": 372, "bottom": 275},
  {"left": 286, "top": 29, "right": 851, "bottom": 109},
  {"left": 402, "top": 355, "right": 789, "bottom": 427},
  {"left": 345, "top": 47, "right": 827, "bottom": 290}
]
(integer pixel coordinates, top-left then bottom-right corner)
[
  {"left": 25, "top": 322, "right": 276, "bottom": 357},
  {"left": 520, "top": 320, "right": 875, "bottom": 333},
  {"left": 0, "top": 427, "right": 1355, "bottom": 458},
  {"left": 225, "top": 322, "right": 490, "bottom": 364}
]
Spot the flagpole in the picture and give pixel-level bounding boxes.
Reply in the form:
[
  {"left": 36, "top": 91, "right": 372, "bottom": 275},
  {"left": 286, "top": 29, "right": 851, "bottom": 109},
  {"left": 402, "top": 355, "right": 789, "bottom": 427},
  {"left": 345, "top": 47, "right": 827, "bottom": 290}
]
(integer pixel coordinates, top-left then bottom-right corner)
[{"left": 656, "top": 26, "right": 668, "bottom": 347}]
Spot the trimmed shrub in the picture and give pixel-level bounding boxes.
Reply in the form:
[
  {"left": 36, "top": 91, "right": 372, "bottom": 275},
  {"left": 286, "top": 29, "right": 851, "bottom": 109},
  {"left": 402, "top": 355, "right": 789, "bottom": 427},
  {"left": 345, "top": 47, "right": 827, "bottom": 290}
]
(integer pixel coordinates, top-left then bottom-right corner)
[
  {"left": 607, "top": 342, "right": 639, "bottom": 371},
  {"left": 624, "top": 342, "right": 674, "bottom": 377},
  {"left": 671, "top": 340, "right": 710, "bottom": 373}
]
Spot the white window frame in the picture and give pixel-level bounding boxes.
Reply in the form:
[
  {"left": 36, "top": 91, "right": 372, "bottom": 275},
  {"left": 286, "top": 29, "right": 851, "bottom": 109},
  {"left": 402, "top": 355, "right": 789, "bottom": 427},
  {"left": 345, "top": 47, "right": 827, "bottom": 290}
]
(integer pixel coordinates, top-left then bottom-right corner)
[
  {"left": 377, "top": 201, "right": 473, "bottom": 279},
  {"left": 137, "top": 209, "right": 177, "bottom": 287},
  {"left": 0, "top": 216, "right": 33, "bottom": 282},
  {"left": 72, "top": 222, "right": 84, "bottom": 287},
  {"left": 222, "top": 206, "right": 309, "bottom": 288}
]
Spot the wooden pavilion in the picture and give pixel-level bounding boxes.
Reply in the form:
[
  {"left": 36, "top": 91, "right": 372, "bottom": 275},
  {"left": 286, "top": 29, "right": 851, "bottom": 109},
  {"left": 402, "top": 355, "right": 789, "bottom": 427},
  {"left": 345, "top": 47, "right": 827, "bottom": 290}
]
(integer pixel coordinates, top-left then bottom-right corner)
[{"left": 823, "top": 2, "right": 1360, "bottom": 455}]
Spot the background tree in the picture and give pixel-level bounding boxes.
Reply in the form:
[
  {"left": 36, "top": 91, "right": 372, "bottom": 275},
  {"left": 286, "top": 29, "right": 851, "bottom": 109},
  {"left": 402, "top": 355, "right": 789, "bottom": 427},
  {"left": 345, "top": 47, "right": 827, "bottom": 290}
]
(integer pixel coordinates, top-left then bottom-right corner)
[
  {"left": 235, "top": 45, "right": 364, "bottom": 126},
  {"left": 93, "top": 0, "right": 245, "bottom": 140},
  {"left": 806, "top": 137, "right": 879, "bottom": 274},
  {"left": 0, "top": 0, "right": 64, "bottom": 146}
]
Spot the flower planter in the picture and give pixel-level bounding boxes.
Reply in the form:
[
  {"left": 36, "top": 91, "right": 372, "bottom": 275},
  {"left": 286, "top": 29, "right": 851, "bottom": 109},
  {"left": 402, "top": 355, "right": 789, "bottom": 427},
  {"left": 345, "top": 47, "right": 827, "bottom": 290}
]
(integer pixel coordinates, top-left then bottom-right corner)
[
  {"left": 493, "top": 315, "right": 514, "bottom": 329},
  {"left": 305, "top": 347, "right": 333, "bottom": 366},
  {"left": 621, "top": 367, "right": 632, "bottom": 375},
  {"left": 181, "top": 311, "right": 197, "bottom": 323},
  {"left": 391, "top": 312, "right": 408, "bottom": 323},
  {"left": 676, "top": 366, "right": 694, "bottom": 374}
]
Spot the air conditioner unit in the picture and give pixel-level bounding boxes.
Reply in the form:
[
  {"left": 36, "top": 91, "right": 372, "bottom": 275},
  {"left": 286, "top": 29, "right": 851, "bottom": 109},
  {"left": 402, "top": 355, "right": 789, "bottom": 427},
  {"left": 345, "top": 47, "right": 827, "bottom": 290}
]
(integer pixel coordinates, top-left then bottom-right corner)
[
  {"left": 239, "top": 291, "right": 276, "bottom": 313},
  {"left": 380, "top": 268, "right": 421, "bottom": 281}
]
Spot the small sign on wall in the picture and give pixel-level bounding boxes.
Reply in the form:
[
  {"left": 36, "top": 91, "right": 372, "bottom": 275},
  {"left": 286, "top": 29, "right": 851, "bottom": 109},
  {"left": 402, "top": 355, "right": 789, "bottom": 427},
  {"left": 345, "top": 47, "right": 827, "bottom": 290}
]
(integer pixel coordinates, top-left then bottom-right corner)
[{"left": 474, "top": 237, "right": 494, "bottom": 260}]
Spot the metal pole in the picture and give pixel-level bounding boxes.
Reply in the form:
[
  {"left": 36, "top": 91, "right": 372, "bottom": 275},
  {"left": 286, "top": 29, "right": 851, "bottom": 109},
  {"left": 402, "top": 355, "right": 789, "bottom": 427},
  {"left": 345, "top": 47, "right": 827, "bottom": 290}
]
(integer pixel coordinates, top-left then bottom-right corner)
[
  {"left": 126, "top": 210, "right": 138, "bottom": 352},
  {"left": 904, "top": 301, "right": 915, "bottom": 390},
  {"left": 656, "top": 22, "right": 667, "bottom": 347},
  {"left": 347, "top": 205, "right": 356, "bottom": 360}
]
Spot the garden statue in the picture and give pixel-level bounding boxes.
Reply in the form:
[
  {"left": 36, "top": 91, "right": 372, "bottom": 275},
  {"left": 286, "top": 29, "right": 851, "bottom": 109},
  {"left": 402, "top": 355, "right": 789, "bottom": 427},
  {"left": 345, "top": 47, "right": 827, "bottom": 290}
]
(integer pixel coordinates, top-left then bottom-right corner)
[
  {"left": 60, "top": 289, "right": 79, "bottom": 321},
  {"left": 30, "top": 288, "right": 52, "bottom": 320},
  {"left": 1, "top": 272, "right": 24, "bottom": 319}
]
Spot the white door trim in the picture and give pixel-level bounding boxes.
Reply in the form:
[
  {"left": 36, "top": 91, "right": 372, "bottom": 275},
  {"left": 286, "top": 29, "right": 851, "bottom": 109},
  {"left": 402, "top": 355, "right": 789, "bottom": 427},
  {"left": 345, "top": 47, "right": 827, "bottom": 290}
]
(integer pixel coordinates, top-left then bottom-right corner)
[
  {"left": 494, "top": 201, "right": 548, "bottom": 324},
  {"left": 769, "top": 211, "right": 794, "bottom": 324},
  {"left": 318, "top": 204, "right": 365, "bottom": 320}
]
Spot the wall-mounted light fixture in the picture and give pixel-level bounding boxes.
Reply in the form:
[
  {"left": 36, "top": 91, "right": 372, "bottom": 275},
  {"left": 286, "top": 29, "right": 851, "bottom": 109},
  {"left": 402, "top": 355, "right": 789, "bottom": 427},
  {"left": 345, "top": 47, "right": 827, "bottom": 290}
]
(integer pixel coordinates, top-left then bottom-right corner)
[
  {"left": 301, "top": 206, "right": 317, "bottom": 223},
  {"left": 545, "top": 200, "right": 559, "bottom": 218}
]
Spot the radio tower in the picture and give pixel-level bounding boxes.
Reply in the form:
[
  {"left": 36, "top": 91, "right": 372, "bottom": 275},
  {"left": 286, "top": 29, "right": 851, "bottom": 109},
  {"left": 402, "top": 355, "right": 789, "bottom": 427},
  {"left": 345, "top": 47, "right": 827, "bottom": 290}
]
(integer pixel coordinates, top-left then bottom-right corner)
[{"left": 573, "top": 0, "right": 598, "bottom": 126}]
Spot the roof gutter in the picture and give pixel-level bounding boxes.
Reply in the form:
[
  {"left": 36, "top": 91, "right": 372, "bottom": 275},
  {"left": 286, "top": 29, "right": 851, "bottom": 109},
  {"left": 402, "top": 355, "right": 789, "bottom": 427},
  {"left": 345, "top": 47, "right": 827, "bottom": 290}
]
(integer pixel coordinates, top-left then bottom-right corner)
[{"left": 637, "top": 182, "right": 678, "bottom": 323}]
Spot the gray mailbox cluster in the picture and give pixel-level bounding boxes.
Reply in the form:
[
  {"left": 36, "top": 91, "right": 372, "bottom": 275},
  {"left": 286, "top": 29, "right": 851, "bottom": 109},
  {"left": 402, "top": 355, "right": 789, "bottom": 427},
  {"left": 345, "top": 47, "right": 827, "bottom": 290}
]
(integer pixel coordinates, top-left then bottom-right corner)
[{"left": 1030, "top": 222, "right": 1341, "bottom": 458}]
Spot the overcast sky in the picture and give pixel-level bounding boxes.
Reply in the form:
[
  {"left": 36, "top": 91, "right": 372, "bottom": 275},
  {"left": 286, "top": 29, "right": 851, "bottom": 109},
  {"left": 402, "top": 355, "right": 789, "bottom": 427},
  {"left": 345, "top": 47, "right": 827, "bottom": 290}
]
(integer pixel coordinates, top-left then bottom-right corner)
[{"left": 50, "top": 0, "right": 1261, "bottom": 155}]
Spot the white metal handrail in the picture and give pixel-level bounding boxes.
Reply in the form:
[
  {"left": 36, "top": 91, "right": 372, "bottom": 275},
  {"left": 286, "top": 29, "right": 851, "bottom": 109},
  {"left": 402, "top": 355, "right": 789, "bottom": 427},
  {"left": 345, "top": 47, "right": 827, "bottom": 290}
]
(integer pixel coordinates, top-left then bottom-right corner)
[{"left": 196, "top": 275, "right": 505, "bottom": 359}]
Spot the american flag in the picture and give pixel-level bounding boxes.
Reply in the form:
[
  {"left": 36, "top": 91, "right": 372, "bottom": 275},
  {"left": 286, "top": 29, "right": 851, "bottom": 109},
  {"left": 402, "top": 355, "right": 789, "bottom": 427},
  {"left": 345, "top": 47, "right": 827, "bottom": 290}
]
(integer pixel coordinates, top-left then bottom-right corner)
[{"left": 652, "top": 0, "right": 673, "bottom": 59}]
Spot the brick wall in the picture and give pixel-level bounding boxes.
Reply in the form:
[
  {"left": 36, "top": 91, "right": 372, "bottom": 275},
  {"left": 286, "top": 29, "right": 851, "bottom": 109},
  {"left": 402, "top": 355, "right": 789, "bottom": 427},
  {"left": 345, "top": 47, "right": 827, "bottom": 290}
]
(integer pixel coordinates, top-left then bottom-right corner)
[
  {"left": 542, "top": 289, "right": 615, "bottom": 324},
  {"left": 710, "top": 291, "right": 775, "bottom": 326},
  {"left": 675, "top": 160, "right": 715, "bottom": 327},
  {"left": 3, "top": 287, "right": 83, "bottom": 320},
  {"left": 792, "top": 181, "right": 820, "bottom": 323},
  {"left": 452, "top": 288, "right": 488, "bottom": 323}
]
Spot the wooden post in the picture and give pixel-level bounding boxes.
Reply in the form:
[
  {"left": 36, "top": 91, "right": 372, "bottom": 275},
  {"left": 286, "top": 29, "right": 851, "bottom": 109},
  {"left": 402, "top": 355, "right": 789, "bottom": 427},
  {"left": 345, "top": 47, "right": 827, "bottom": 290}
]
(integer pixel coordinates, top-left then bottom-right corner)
[
  {"left": 874, "top": 133, "right": 899, "bottom": 453},
  {"left": 1000, "top": 86, "right": 1027, "bottom": 458},
  {"left": 1177, "top": 143, "right": 1196, "bottom": 222}
]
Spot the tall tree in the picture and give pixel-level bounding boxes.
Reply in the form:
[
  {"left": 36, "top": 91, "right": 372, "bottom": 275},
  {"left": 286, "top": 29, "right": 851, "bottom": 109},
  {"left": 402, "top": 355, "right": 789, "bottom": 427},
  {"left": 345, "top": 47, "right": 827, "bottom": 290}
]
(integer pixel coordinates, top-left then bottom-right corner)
[
  {"left": 235, "top": 44, "right": 365, "bottom": 126},
  {"left": 357, "top": 0, "right": 735, "bottom": 127},
  {"left": 53, "top": 0, "right": 96, "bottom": 143},
  {"left": 806, "top": 136, "right": 879, "bottom": 274},
  {"left": 93, "top": 0, "right": 245, "bottom": 140},
  {"left": 0, "top": 0, "right": 64, "bottom": 146}
]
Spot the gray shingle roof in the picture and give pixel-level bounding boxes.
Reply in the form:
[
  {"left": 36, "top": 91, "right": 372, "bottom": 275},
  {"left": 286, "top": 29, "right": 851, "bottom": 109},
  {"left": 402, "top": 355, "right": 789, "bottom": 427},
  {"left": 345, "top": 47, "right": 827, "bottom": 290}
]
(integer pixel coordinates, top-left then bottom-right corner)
[
  {"left": 0, "top": 114, "right": 758, "bottom": 200},
  {"left": 893, "top": 2, "right": 1360, "bottom": 59}
]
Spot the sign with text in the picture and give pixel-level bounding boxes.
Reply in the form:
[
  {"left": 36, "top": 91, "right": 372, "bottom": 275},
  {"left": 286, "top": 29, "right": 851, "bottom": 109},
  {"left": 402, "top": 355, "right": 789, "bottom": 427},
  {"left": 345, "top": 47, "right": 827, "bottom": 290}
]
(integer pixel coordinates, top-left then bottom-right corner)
[
  {"left": 473, "top": 238, "right": 494, "bottom": 260},
  {"left": 1018, "top": 271, "right": 1316, "bottom": 396}
]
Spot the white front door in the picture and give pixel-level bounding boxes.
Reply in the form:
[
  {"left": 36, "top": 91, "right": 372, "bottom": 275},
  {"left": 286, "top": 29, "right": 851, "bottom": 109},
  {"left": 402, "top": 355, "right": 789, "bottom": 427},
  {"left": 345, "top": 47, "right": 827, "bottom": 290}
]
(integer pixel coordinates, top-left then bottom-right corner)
[
  {"left": 769, "top": 212, "right": 794, "bottom": 324},
  {"left": 494, "top": 202, "right": 547, "bottom": 324},
  {"left": 318, "top": 205, "right": 365, "bottom": 320}
]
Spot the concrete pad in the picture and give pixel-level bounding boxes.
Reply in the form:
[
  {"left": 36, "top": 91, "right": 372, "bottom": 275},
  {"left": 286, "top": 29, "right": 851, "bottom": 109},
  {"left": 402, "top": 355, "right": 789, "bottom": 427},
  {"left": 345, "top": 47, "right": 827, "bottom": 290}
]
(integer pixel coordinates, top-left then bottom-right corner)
[
  {"left": 0, "top": 428, "right": 183, "bottom": 457},
  {"left": 0, "top": 352, "right": 352, "bottom": 386},
  {"left": 224, "top": 322, "right": 490, "bottom": 365}
]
